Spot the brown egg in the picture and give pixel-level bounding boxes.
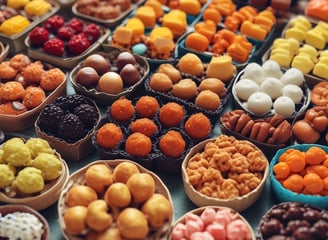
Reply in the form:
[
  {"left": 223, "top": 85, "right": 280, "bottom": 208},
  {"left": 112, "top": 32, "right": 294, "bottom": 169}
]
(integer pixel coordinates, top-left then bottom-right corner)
[
  {"left": 172, "top": 78, "right": 198, "bottom": 100},
  {"left": 292, "top": 120, "right": 320, "bottom": 143},
  {"left": 198, "top": 77, "right": 227, "bottom": 97},
  {"left": 98, "top": 72, "right": 123, "bottom": 94},
  {"left": 149, "top": 72, "right": 173, "bottom": 92},
  {"left": 195, "top": 90, "right": 221, "bottom": 111}
]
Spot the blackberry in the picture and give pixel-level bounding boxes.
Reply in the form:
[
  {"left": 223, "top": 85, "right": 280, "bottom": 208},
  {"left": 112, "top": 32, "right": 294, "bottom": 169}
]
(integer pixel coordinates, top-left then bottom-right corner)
[
  {"left": 37, "top": 104, "right": 65, "bottom": 134},
  {"left": 57, "top": 113, "right": 87, "bottom": 143},
  {"left": 54, "top": 94, "right": 89, "bottom": 112},
  {"left": 73, "top": 104, "right": 99, "bottom": 129}
]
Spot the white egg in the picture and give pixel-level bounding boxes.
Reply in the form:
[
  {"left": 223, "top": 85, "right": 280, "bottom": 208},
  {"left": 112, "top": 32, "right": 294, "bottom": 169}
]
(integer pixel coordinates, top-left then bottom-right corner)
[
  {"left": 282, "top": 84, "right": 303, "bottom": 104},
  {"left": 247, "top": 92, "right": 273, "bottom": 115},
  {"left": 234, "top": 78, "right": 260, "bottom": 101},
  {"left": 260, "top": 77, "right": 283, "bottom": 100},
  {"left": 280, "top": 68, "right": 305, "bottom": 86},
  {"left": 262, "top": 60, "right": 282, "bottom": 78},
  {"left": 273, "top": 96, "right": 295, "bottom": 117},
  {"left": 242, "top": 62, "right": 266, "bottom": 85}
]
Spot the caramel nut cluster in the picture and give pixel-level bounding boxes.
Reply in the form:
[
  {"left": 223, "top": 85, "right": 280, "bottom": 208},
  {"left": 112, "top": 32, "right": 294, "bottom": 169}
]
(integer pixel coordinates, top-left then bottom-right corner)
[
  {"left": 186, "top": 135, "right": 267, "bottom": 200},
  {"left": 220, "top": 109, "right": 291, "bottom": 145}
]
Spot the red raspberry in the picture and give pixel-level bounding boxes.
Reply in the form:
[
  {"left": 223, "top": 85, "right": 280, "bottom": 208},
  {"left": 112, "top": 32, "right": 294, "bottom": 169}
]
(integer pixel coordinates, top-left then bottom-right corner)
[
  {"left": 83, "top": 23, "right": 101, "bottom": 43},
  {"left": 43, "top": 15, "right": 65, "bottom": 33},
  {"left": 57, "top": 26, "right": 75, "bottom": 40},
  {"left": 43, "top": 38, "right": 65, "bottom": 57},
  {"left": 28, "top": 27, "right": 49, "bottom": 47},
  {"left": 67, "top": 18, "right": 84, "bottom": 33},
  {"left": 68, "top": 33, "right": 91, "bottom": 56}
]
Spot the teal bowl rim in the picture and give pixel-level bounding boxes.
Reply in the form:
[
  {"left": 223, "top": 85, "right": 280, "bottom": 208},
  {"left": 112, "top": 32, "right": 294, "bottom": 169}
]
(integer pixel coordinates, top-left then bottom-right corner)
[{"left": 270, "top": 143, "right": 328, "bottom": 209}]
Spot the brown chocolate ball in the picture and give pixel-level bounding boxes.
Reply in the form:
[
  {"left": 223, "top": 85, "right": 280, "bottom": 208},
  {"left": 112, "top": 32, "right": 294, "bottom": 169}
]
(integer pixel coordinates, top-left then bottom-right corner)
[
  {"left": 116, "top": 52, "right": 136, "bottom": 71},
  {"left": 120, "top": 63, "right": 141, "bottom": 86},
  {"left": 75, "top": 67, "right": 99, "bottom": 88},
  {"left": 83, "top": 54, "right": 110, "bottom": 75}
]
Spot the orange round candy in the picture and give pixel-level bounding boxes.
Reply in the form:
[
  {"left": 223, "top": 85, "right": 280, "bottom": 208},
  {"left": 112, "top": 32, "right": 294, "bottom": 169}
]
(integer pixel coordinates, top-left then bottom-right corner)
[
  {"left": 125, "top": 132, "right": 152, "bottom": 157},
  {"left": 135, "top": 96, "right": 160, "bottom": 118},
  {"left": 303, "top": 172, "right": 324, "bottom": 194},
  {"left": 130, "top": 118, "right": 158, "bottom": 137},
  {"left": 23, "top": 86, "right": 46, "bottom": 109},
  {"left": 110, "top": 98, "right": 135, "bottom": 121},
  {"left": 159, "top": 130, "right": 186, "bottom": 158},
  {"left": 184, "top": 112, "right": 211, "bottom": 139},
  {"left": 96, "top": 123, "right": 123, "bottom": 149},
  {"left": 282, "top": 173, "right": 304, "bottom": 193},
  {"left": 40, "top": 68, "right": 65, "bottom": 91},
  {"left": 159, "top": 102, "right": 184, "bottom": 127},
  {"left": 0, "top": 81, "right": 25, "bottom": 101}
]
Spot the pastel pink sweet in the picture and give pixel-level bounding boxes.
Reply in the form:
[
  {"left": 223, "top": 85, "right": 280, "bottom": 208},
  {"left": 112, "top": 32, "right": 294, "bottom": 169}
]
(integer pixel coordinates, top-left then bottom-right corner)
[
  {"left": 172, "top": 222, "right": 187, "bottom": 240},
  {"left": 185, "top": 213, "right": 204, "bottom": 230},
  {"left": 226, "top": 219, "right": 252, "bottom": 240},
  {"left": 214, "top": 209, "right": 236, "bottom": 226},
  {"left": 200, "top": 207, "right": 216, "bottom": 226},
  {"left": 190, "top": 231, "right": 215, "bottom": 240},
  {"left": 206, "top": 222, "right": 226, "bottom": 240},
  {"left": 185, "top": 218, "right": 204, "bottom": 239}
]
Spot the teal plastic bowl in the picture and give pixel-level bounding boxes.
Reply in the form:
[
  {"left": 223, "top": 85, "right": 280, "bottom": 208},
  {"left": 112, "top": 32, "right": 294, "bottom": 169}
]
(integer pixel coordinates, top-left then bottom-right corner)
[{"left": 270, "top": 143, "right": 328, "bottom": 209}]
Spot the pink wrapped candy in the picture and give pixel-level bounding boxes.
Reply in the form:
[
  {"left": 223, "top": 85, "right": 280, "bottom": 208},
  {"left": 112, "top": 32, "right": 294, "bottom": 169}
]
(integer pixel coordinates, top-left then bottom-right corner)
[{"left": 171, "top": 207, "right": 253, "bottom": 240}]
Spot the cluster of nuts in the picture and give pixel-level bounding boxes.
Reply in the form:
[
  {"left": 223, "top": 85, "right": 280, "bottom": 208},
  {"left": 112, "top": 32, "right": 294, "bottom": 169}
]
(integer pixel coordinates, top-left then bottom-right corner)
[
  {"left": 220, "top": 109, "right": 292, "bottom": 145},
  {"left": 62, "top": 161, "right": 173, "bottom": 239},
  {"left": 186, "top": 135, "right": 267, "bottom": 199}
]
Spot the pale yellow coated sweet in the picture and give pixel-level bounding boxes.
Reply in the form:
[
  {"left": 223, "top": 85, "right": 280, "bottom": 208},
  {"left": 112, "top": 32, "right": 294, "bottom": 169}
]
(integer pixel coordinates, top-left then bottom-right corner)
[
  {"left": 25, "top": 138, "right": 54, "bottom": 159},
  {"left": 15, "top": 167, "right": 44, "bottom": 194},
  {"left": 305, "top": 29, "right": 326, "bottom": 50},
  {"left": 291, "top": 54, "right": 314, "bottom": 74},
  {"left": 24, "top": 0, "right": 52, "bottom": 17},
  {"left": 32, "top": 153, "right": 62, "bottom": 181},
  {"left": 2, "top": 138, "right": 32, "bottom": 167},
  {"left": 0, "top": 164, "right": 15, "bottom": 188},
  {"left": 0, "top": 15, "right": 30, "bottom": 36}
]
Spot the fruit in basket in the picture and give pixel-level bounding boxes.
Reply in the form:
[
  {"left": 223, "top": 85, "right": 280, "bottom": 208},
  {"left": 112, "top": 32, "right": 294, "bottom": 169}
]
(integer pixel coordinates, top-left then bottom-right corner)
[
  {"left": 57, "top": 113, "right": 87, "bottom": 142},
  {"left": 63, "top": 206, "right": 88, "bottom": 234},
  {"left": 117, "top": 208, "right": 149, "bottom": 239},
  {"left": 142, "top": 193, "right": 173, "bottom": 228},
  {"left": 28, "top": 27, "right": 49, "bottom": 48},
  {"left": 43, "top": 38, "right": 65, "bottom": 57},
  {"left": 68, "top": 34, "right": 91, "bottom": 55},
  {"left": 43, "top": 15, "right": 65, "bottom": 33},
  {"left": 57, "top": 26, "right": 75, "bottom": 41},
  {"left": 65, "top": 185, "right": 98, "bottom": 207}
]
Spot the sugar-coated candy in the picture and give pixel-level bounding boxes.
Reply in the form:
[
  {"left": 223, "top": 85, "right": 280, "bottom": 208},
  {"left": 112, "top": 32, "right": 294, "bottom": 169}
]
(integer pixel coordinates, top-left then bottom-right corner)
[
  {"left": 200, "top": 207, "right": 216, "bottom": 226},
  {"left": 206, "top": 222, "right": 226, "bottom": 239},
  {"left": 227, "top": 219, "right": 252, "bottom": 240},
  {"left": 185, "top": 217, "right": 204, "bottom": 239},
  {"left": 190, "top": 231, "right": 215, "bottom": 240},
  {"left": 172, "top": 223, "right": 186, "bottom": 240},
  {"left": 214, "top": 209, "right": 235, "bottom": 226},
  {"left": 185, "top": 213, "right": 204, "bottom": 228}
]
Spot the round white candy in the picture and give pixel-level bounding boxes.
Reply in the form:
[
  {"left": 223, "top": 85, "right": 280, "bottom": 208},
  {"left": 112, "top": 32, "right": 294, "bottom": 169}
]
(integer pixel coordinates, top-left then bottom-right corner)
[
  {"left": 273, "top": 96, "right": 295, "bottom": 117},
  {"left": 242, "top": 62, "right": 266, "bottom": 85},
  {"left": 280, "top": 68, "right": 304, "bottom": 86},
  {"left": 234, "top": 78, "right": 260, "bottom": 101},
  {"left": 247, "top": 92, "right": 272, "bottom": 115},
  {"left": 282, "top": 84, "right": 303, "bottom": 104},
  {"left": 260, "top": 77, "right": 283, "bottom": 100},
  {"left": 262, "top": 60, "right": 282, "bottom": 78}
]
